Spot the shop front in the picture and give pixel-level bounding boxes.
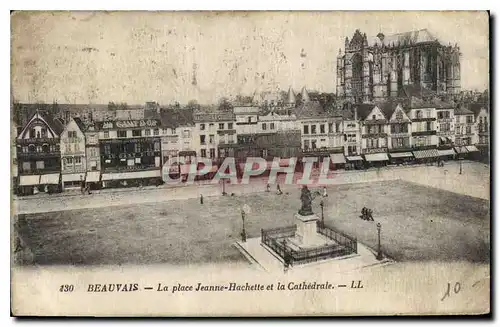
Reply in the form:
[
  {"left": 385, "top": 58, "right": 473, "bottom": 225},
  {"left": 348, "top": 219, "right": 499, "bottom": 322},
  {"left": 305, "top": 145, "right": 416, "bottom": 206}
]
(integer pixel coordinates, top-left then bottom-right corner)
[
  {"left": 101, "top": 169, "right": 162, "bottom": 189},
  {"left": 329, "top": 153, "right": 346, "bottom": 170},
  {"left": 345, "top": 156, "right": 364, "bottom": 170},
  {"left": 465, "top": 145, "right": 480, "bottom": 160},
  {"left": 454, "top": 146, "right": 469, "bottom": 160},
  {"left": 437, "top": 149, "right": 456, "bottom": 161},
  {"left": 39, "top": 173, "right": 61, "bottom": 193},
  {"left": 364, "top": 153, "right": 389, "bottom": 168},
  {"left": 18, "top": 174, "right": 41, "bottom": 196},
  {"left": 388, "top": 152, "right": 414, "bottom": 166},
  {"left": 412, "top": 149, "right": 440, "bottom": 164},
  {"left": 62, "top": 173, "right": 85, "bottom": 190},
  {"left": 85, "top": 171, "right": 102, "bottom": 190}
]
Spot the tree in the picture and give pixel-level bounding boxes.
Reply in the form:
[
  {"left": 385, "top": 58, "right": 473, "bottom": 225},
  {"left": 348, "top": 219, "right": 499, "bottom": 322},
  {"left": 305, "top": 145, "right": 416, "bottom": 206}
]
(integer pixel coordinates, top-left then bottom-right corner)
[
  {"left": 187, "top": 99, "right": 200, "bottom": 110},
  {"left": 218, "top": 97, "right": 233, "bottom": 111}
]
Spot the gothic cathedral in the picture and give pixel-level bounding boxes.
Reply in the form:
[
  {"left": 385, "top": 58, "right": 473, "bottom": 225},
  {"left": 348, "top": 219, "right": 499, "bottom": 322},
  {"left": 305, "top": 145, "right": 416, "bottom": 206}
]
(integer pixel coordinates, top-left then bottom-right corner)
[{"left": 336, "top": 29, "right": 461, "bottom": 103}]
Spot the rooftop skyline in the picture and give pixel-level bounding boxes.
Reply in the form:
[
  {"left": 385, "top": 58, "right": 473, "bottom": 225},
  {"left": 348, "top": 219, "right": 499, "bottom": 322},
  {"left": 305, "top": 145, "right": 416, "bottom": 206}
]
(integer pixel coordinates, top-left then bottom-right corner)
[{"left": 11, "top": 11, "right": 489, "bottom": 105}]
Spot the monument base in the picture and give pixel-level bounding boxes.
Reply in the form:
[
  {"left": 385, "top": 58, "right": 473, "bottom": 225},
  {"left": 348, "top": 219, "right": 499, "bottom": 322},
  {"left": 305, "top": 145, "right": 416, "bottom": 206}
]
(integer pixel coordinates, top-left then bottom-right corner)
[{"left": 295, "top": 213, "right": 320, "bottom": 246}]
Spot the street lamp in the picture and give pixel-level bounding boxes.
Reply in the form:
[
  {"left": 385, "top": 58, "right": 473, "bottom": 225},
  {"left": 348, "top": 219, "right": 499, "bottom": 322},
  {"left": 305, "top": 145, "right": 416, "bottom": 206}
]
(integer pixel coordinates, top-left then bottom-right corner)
[
  {"left": 376, "top": 223, "right": 383, "bottom": 260},
  {"left": 459, "top": 158, "right": 463, "bottom": 175},
  {"left": 320, "top": 200, "right": 325, "bottom": 228},
  {"left": 240, "top": 209, "right": 247, "bottom": 242}
]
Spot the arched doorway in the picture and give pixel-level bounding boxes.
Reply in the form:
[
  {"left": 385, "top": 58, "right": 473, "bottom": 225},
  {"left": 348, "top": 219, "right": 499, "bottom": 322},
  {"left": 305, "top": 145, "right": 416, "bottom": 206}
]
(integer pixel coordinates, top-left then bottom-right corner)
[{"left": 351, "top": 53, "right": 363, "bottom": 102}]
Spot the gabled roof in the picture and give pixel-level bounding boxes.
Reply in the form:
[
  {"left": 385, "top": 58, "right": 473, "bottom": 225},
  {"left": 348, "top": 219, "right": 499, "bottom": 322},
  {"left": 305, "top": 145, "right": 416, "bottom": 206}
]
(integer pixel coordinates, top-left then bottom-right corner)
[
  {"left": 72, "top": 117, "right": 86, "bottom": 132},
  {"left": 294, "top": 101, "right": 328, "bottom": 119},
  {"left": 454, "top": 106, "right": 474, "bottom": 115},
  {"left": 467, "top": 103, "right": 488, "bottom": 118},
  {"left": 354, "top": 103, "right": 377, "bottom": 121},
  {"left": 19, "top": 110, "right": 65, "bottom": 138}
]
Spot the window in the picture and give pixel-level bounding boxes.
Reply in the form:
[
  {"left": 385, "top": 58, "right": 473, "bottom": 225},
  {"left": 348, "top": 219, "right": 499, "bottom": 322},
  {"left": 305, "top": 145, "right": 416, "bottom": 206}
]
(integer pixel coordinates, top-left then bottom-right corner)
[
  {"left": 247, "top": 117, "right": 252, "bottom": 123},
  {"left": 145, "top": 129, "right": 151, "bottom": 136},
  {"left": 66, "top": 157, "right": 73, "bottom": 164},
  {"left": 74, "top": 143, "right": 79, "bottom": 152},
  {"left": 320, "top": 124, "right": 325, "bottom": 134},
  {"left": 328, "top": 123, "right": 333, "bottom": 133},
  {"left": 303, "top": 125, "right": 309, "bottom": 134},
  {"left": 416, "top": 110, "right": 423, "bottom": 119},
  {"left": 303, "top": 140, "right": 310, "bottom": 149},
  {"left": 209, "top": 148, "right": 215, "bottom": 158},
  {"left": 228, "top": 123, "right": 233, "bottom": 129},
  {"left": 466, "top": 126, "right": 472, "bottom": 134},
  {"left": 28, "top": 144, "right": 35, "bottom": 153},
  {"left": 219, "top": 123, "right": 224, "bottom": 130},
  {"left": 183, "top": 130, "right": 190, "bottom": 138},
  {"left": 311, "top": 125, "right": 317, "bottom": 134},
  {"left": 262, "top": 123, "right": 267, "bottom": 130},
  {"left": 209, "top": 135, "right": 215, "bottom": 144},
  {"left": 270, "top": 123, "right": 275, "bottom": 130},
  {"left": 134, "top": 143, "right": 142, "bottom": 153},
  {"left": 90, "top": 148, "right": 97, "bottom": 157},
  {"left": 22, "top": 146, "right": 28, "bottom": 153},
  {"left": 41, "top": 128, "right": 47, "bottom": 138},
  {"left": 426, "top": 122, "right": 432, "bottom": 131},
  {"left": 426, "top": 110, "right": 431, "bottom": 118},
  {"left": 372, "top": 115, "right": 376, "bottom": 120},
  {"left": 153, "top": 128, "right": 159, "bottom": 136},
  {"left": 68, "top": 131, "right": 77, "bottom": 138},
  {"left": 22, "top": 161, "right": 31, "bottom": 172},
  {"left": 132, "top": 130, "right": 141, "bottom": 137},
  {"left": 336, "top": 122, "right": 341, "bottom": 132},
  {"left": 311, "top": 140, "right": 317, "bottom": 149},
  {"left": 172, "top": 128, "right": 176, "bottom": 135},
  {"left": 455, "top": 127, "right": 461, "bottom": 135},
  {"left": 466, "top": 116, "right": 474, "bottom": 124},
  {"left": 118, "top": 130, "right": 127, "bottom": 138},
  {"left": 29, "top": 129, "right": 35, "bottom": 139},
  {"left": 396, "top": 111, "right": 403, "bottom": 120},
  {"left": 104, "top": 144, "right": 111, "bottom": 155},
  {"left": 75, "top": 156, "right": 81, "bottom": 164},
  {"left": 104, "top": 131, "right": 109, "bottom": 139},
  {"left": 154, "top": 142, "right": 160, "bottom": 151},
  {"left": 65, "top": 144, "right": 71, "bottom": 152},
  {"left": 36, "top": 160, "right": 44, "bottom": 169},
  {"left": 36, "top": 145, "right": 42, "bottom": 153},
  {"left": 200, "top": 149, "right": 206, "bottom": 157},
  {"left": 200, "top": 135, "right": 206, "bottom": 144}
]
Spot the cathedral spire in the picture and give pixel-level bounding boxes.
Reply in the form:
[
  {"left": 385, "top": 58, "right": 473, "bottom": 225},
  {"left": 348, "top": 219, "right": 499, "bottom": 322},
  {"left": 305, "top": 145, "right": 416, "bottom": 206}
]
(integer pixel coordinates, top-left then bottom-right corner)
[
  {"left": 301, "top": 86, "right": 310, "bottom": 103},
  {"left": 286, "top": 86, "right": 296, "bottom": 104}
]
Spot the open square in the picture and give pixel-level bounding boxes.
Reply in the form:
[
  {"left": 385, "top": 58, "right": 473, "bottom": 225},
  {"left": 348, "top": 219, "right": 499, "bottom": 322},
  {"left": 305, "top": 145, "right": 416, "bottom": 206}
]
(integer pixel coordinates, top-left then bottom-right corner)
[{"left": 15, "top": 179, "right": 489, "bottom": 267}]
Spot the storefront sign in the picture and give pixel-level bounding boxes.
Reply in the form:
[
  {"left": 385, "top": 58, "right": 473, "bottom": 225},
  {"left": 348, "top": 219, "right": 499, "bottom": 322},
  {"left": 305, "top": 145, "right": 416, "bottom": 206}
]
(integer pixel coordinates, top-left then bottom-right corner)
[{"left": 102, "top": 120, "right": 159, "bottom": 129}]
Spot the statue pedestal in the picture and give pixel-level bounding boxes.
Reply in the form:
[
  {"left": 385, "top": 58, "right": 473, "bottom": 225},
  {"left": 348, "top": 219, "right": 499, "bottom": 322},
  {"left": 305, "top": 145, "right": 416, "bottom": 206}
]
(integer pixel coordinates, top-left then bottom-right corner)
[{"left": 295, "top": 213, "right": 319, "bottom": 246}]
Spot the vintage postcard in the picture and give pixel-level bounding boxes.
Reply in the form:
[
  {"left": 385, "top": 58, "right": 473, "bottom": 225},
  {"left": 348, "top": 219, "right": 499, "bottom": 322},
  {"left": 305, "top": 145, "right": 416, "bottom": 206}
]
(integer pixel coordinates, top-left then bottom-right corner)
[{"left": 10, "top": 10, "right": 490, "bottom": 316}]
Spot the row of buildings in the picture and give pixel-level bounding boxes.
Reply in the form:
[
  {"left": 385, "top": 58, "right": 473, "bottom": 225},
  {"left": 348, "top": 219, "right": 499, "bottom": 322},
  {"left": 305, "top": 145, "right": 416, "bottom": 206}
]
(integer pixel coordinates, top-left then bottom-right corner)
[{"left": 12, "top": 86, "right": 489, "bottom": 195}]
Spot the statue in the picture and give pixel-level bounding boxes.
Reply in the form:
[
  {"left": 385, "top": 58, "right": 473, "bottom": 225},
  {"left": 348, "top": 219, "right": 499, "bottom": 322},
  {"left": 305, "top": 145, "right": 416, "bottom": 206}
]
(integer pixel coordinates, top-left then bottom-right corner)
[{"left": 299, "top": 185, "right": 318, "bottom": 216}]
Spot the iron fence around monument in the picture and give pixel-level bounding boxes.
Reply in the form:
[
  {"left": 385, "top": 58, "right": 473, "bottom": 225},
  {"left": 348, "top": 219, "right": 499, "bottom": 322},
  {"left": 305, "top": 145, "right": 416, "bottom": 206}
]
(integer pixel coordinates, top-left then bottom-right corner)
[{"left": 261, "top": 224, "right": 357, "bottom": 266}]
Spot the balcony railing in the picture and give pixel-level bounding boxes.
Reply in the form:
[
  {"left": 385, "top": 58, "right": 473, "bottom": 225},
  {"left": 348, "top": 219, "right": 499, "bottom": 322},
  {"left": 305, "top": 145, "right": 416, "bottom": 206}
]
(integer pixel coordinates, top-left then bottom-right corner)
[
  {"left": 412, "top": 117, "right": 436, "bottom": 122},
  {"left": 362, "top": 133, "right": 387, "bottom": 138},
  {"left": 17, "top": 151, "right": 60, "bottom": 159},
  {"left": 412, "top": 130, "right": 437, "bottom": 136},
  {"left": 17, "top": 138, "right": 59, "bottom": 145},
  {"left": 363, "top": 147, "right": 388, "bottom": 154}
]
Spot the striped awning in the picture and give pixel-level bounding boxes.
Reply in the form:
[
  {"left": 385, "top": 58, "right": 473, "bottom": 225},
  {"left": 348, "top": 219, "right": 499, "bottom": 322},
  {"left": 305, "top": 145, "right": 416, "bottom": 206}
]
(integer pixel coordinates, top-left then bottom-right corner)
[
  {"left": 346, "top": 156, "right": 363, "bottom": 161},
  {"left": 330, "top": 153, "right": 346, "bottom": 164},
  {"left": 413, "top": 149, "right": 440, "bottom": 159},
  {"left": 364, "top": 153, "right": 389, "bottom": 162},
  {"left": 86, "top": 171, "right": 101, "bottom": 182},
  {"left": 389, "top": 152, "right": 413, "bottom": 158},
  {"left": 19, "top": 175, "right": 40, "bottom": 186},
  {"left": 102, "top": 170, "right": 161, "bottom": 181},
  {"left": 465, "top": 145, "right": 479, "bottom": 152},
  {"left": 62, "top": 173, "right": 84, "bottom": 182},
  {"left": 40, "top": 173, "right": 60, "bottom": 185},
  {"left": 454, "top": 146, "right": 468, "bottom": 154},
  {"left": 438, "top": 149, "right": 456, "bottom": 156}
]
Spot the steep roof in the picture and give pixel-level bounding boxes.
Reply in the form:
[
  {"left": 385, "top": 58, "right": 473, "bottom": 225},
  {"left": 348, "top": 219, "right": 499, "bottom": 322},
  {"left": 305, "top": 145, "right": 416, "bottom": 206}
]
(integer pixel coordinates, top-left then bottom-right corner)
[
  {"left": 72, "top": 117, "right": 86, "bottom": 132},
  {"left": 467, "top": 103, "right": 488, "bottom": 117},
  {"left": 454, "top": 106, "right": 474, "bottom": 115},
  {"left": 294, "top": 101, "right": 328, "bottom": 119},
  {"left": 373, "top": 29, "right": 439, "bottom": 47},
  {"left": 286, "top": 87, "right": 296, "bottom": 104},
  {"left": 300, "top": 87, "right": 310, "bottom": 103},
  {"left": 354, "top": 103, "right": 376, "bottom": 120}
]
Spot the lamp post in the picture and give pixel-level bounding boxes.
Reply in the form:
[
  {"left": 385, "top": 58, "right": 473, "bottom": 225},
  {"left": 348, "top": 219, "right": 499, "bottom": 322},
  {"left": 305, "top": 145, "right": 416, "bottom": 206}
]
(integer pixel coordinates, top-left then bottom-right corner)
[
  {"left": 241, "top": 209, "right": 247, "bottom": 242},
  {"left": 376, "top": 223, "right": 383, "bottom": 260},
  {"left": 459, "top": 158, "right": 463, "bottom": 175},
  {"left": 320, "top": 200, "right": 325, "bottom": 228}
]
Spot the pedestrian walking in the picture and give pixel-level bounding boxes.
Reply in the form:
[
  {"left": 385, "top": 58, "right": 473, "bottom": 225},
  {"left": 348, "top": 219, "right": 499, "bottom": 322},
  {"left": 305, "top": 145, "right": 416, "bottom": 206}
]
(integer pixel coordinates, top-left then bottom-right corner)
[
  {"left": 266, "top": 184, "right": 270, "bottom": 192},
  {"left": 322, "top": 186, "right": 328, "bottom": 197},
  {"left": 80, "top": 175, "right": 85, "bottom": 195},
  {"left": 277, "top": 183, "right": 283, "bottom": 195},
  {"left": 200, "top": 194, "right": 204, "bottom": 204}
]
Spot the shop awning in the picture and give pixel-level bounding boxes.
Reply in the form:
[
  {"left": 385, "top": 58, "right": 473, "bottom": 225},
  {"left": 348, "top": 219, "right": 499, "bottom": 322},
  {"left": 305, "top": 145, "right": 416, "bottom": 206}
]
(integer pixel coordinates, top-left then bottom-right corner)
[
  {"left": 454, "top": 146, "right": 468, "bottom": 154},
  {"left": 364, "top": 153, "right": 389, "bottom": 162},
  {"left": 389, "top": 152, "right": 413, "bottom": 159},
  {"left": 413, "top": 149, "right": 440, "bottom": 159},
  {"left": 86, "top": 171, "right": 101, "bottom": 183},
  {"left": 62, "top": 173, "right": 84, "bottom": 183},
  {"left": 438, "top": 149, "right": 456, "bottom": 156},
  {"left": 465, "top": 145, "right": 479, "bottom": 152},
  {"left": 330, "top": 153, "right": 346, "bottom": 164},
  {"left": 346, "top": 156, "right": 363, "bottom": 161},
  {"left": 40, "top": 173, "right": 60, "bottom": 185},
  {"left": 19, "top": 175, "right": 40, "bottom": 186},
  {"left": 102, "top": 170, "right": 161, "bottom": 181}
]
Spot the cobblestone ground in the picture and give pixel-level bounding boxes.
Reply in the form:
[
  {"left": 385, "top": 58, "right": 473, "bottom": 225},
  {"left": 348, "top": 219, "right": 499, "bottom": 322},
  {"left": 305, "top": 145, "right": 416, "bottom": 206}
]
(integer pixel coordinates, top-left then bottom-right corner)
[{"left": 12, "top": 161, "right": 490, "bottom": 266}]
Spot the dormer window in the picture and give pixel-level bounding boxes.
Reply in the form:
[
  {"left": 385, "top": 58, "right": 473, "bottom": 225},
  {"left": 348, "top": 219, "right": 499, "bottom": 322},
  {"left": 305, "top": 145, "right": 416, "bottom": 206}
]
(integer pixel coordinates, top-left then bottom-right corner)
[
  {"left": 396, "top": 111, "right": 403, "bottom": 120},
  {"left": 416, "top": 110, "right": 423, "bottom": 119},
  {"left": 372, "top": 115, "right": 376, "bottom": 120}
]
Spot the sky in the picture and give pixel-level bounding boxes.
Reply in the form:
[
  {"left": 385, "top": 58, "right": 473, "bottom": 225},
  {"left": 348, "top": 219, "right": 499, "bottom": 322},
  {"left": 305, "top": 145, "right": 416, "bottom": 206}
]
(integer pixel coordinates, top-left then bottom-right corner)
[{"left": 11, "top": 11, "right": 489, "bottom": 105}]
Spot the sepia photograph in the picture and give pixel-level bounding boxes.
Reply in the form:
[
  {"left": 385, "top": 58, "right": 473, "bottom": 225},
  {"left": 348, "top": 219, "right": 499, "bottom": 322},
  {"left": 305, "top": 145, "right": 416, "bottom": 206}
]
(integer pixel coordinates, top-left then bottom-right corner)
[{"left": 10, "top": 10, "right": 490, "bottom": 316}]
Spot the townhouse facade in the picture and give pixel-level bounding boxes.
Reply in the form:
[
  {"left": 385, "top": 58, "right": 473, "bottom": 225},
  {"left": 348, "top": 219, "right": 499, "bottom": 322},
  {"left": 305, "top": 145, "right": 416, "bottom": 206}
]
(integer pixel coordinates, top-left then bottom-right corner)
[{"left": 60, "top": 117, "right": 87, "bottom": 190}]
